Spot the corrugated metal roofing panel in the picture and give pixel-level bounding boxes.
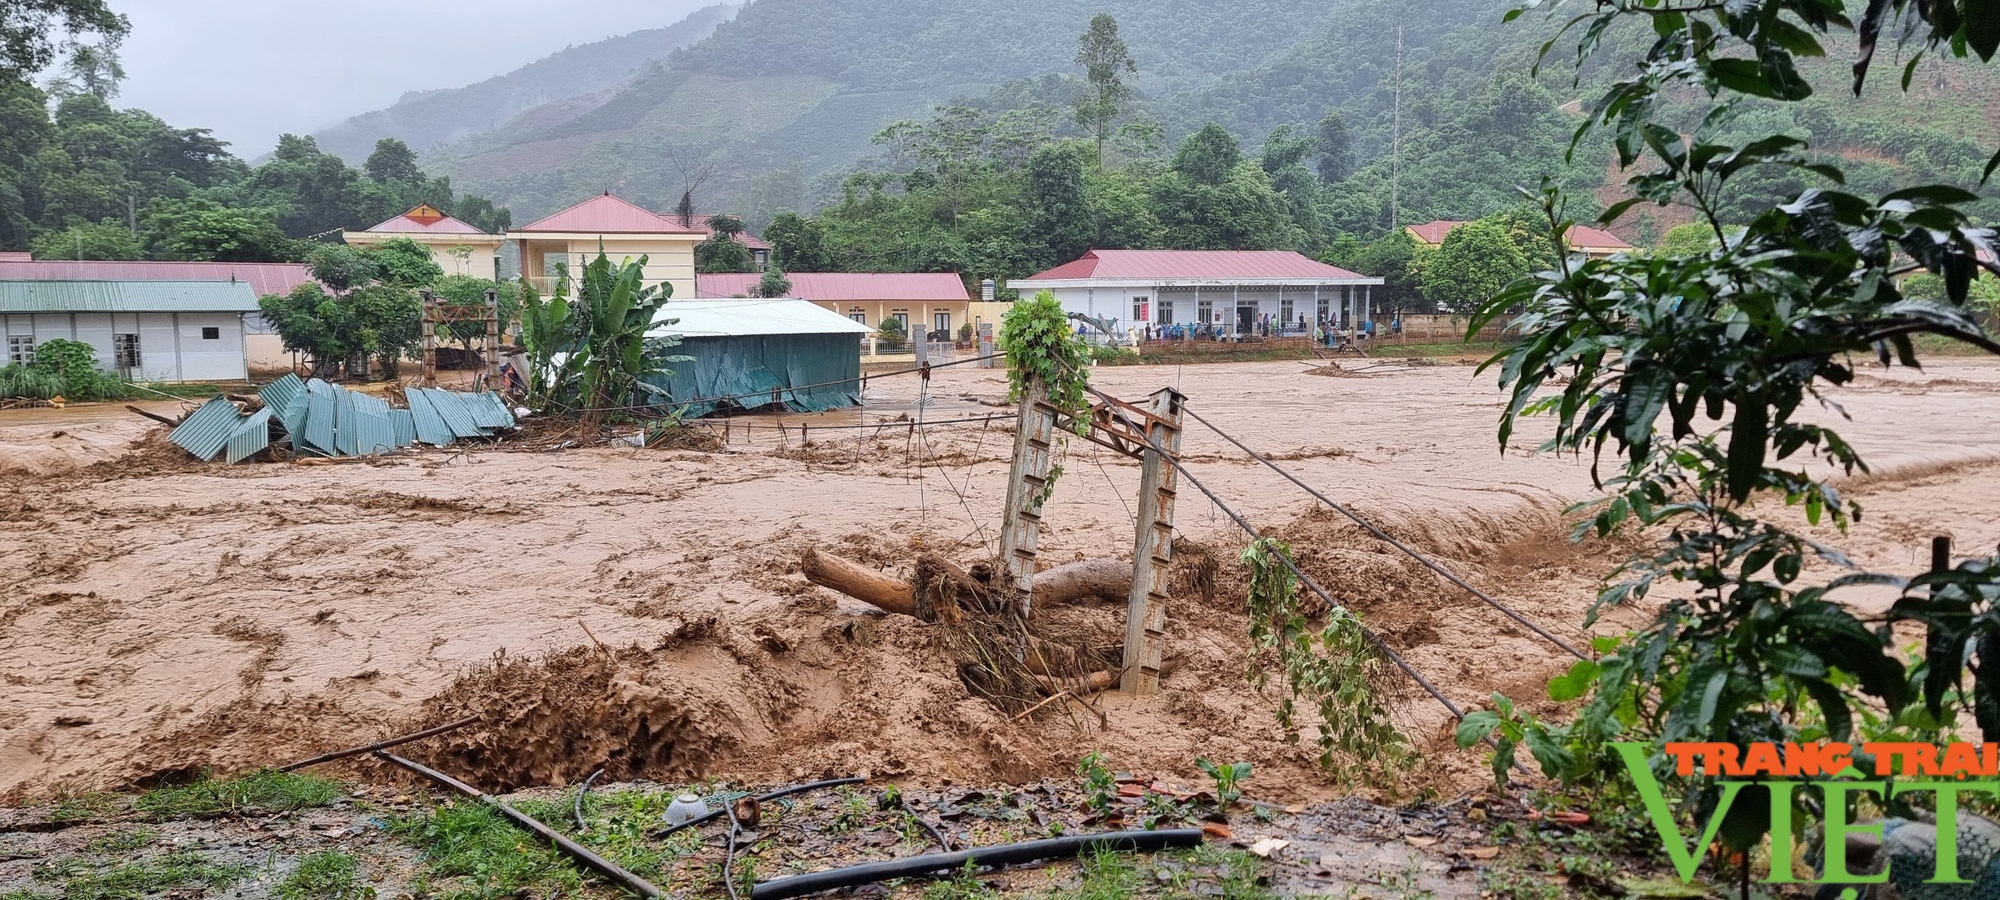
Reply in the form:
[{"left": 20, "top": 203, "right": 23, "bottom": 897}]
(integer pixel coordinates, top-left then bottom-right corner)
[
  {"left": 304, "top": 381, "right": 338, "bottom": 456},
  {"left": 0, "top": 261, "right": 315, "bottom": 297},
  {"left": 418, "top": 389, "right": 485, "bottom": 439},
  {"left": 224, "top": 408, "right": 273, "bottom": 464},
  {"left": 389, "top": 409, "right": 416, "bottom": 448},
  {"left": 170, "top": 396, "right": 246, "bottom": 461},
  {"left": 259, "top": 374, "right": 308, "bottom": 436},
  {"left": 349, "top": 406, "right": 396, "bottom": 456},
  {"left": 333, "top": 388, "right": 360, "bottom": 456},
  {"left": 696, "top": 272, "right": 970, "bottom": 302},
  {"left": 405, "top": 389, "right": 456, "bottom": 446},
  {"left": 1016, "top": 250, "right": 1366, "bottom": 282},
  {"left": 646, "top": 300, "right": 873, "bottom": 339},
  {"left": 0, "top": 279, "right": 263, "bottom": 313},
  {"left": 461, "top": 391, "right": 511, "bottom": 430}
]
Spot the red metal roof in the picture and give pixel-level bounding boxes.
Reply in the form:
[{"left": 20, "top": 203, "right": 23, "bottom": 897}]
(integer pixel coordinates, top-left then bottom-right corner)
[
  {"left": 1564, "top": 224, "right": 1634, "bottom": 250},
  {"left": 0, "top": 260, "right": 317, "bottom": 297},
  {"left": 687, "top": 214, "right": 773, "bottom": 251},
  {"left": 1409, "top": 219, "right": 1635, "bottom": 252},
  {"left": 0, "top": 252, "right": 31, "bottom": 263},
  {"left": 1406, "top": 221, "right": 1467, "bottom": 245},
  {"left": 360, "top": 205, "right": 492, "bottom": 236},
  {"left": 513, "top": 192, "right": 705, "bottom": 234},
  {"left": 697, "top": 272, "right": 971, "bottom": 302},
  {"left": 1019, "top": 250, "right": 1364, "bottom": 282}
]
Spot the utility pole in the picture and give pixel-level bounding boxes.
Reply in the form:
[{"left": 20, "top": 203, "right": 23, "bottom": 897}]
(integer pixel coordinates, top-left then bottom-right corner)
[
  {"left": 127, "top": 194, "right": 137, "bottom": 237},
  {"left": 1391, "top": 25, "right": 1404, "bottom": 230}
]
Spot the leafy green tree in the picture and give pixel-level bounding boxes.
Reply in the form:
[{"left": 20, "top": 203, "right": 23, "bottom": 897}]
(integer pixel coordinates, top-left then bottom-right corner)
[
  {"left": 1456, "top": 0, "right": 2000, "bottom": 848},
  {"left": 1485, "top": 205, "right": 1561, "bottom": 272},
  {"left": 0, "top": 0, "right": 126, "bottom": 79},
  {"left": 695, "top": 214, "right": 755, "bottom": 273},
  {"left": 1347, "top": 229, "right": 1422, "bottom": 312},
  {"left": 764, "top": 212, "right": 831, "bottom": 272},
  {"left": 1314, "top": 111, "right": 1352, "bottom": 184},
  {"left": 450, "top": 195, "right": 511, "bottom": 234},
  {"left": 1172, "top": 125, "right": 1241, "bottom": 185},
  {"left": 1071, "top": 13, "right": 1135, "bottom": 168},
  {"left": 364, "top": 138, "right": 422, "bottom": 186},
  {"left": 259, "top": 239, "right": 438, "bottom": 377},
  {"left": 752, "top": 268, "right": 793, "bottom": 298},
  {"left": 140, "top": 198, "right": 295, "bottom": 262},
  {"left": 1420, "top": 219, "right": 1521, "bottom": 313},
  {"left": 1655, "top": 222, "right": 1718, "bottom": 256},
  {"left": 249, "top": 134, "right": 394, "bottom": 238},
  {"left": 431, "top": 274, "right": 519, "bottom": 355},
  {"left": 30, "top": 219, "right": 137, "bottom": 259},
  {"left": 1026, "top": 141, "right": 1092, "bottom": 267},
  {"left": 45, "top": 35, "right": 122, "bottom": 101}
]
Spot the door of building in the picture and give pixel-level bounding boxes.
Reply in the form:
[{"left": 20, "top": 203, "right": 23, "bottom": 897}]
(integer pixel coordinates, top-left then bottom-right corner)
[{"left": 1236, "top": 304, "right": 1254, "bottom": 335}]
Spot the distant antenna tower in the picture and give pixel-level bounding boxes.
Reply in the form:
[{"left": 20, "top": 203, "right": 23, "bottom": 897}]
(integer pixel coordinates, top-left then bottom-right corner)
[{"left": 1391, "top": 24, "right": 1404, "bottom": 229}]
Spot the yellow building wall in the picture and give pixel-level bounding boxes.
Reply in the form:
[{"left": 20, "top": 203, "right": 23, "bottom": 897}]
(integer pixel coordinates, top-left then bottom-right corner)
[{"left": 526, "top": 237, "right": 700, "bottom": 301}]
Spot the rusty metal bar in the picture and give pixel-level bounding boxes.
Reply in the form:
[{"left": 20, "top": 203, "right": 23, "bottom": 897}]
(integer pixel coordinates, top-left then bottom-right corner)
[{"left": 279, "top": 716, "right": 479, "bottom": 772}]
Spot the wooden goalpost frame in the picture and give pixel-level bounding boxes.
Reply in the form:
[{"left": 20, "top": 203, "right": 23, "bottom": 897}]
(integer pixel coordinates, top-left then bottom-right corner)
[{"left": 419, "top": 288, "right": 503, "bottom": 390}]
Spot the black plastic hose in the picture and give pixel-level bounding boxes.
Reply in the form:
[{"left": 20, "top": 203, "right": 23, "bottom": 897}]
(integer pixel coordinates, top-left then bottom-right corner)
[{"left": 750, "top": 829, "right": 1204, "bottom": 900}]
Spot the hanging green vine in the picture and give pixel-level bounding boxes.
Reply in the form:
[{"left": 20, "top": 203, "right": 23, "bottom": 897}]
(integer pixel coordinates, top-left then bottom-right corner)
[
  {"left": 998, "top": 290, "right": 1094, "bottom": 502},
  {"left": 1243, "top": 537, "right": 1416, "bottom": 785}
]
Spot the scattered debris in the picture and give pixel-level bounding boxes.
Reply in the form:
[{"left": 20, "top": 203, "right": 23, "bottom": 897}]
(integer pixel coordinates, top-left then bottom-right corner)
[{"left": 167, "top": 374, "right": 515, "bottom": 463}]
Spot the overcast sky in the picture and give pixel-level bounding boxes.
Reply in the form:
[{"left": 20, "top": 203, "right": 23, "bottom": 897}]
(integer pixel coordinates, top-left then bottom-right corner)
[{"left": 108, "top": 0, "right": 713, "bottom": 157}]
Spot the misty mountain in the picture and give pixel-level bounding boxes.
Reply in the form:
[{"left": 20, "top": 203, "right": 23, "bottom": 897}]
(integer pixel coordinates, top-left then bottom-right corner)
[{"left": 311, "top": 3, "right": 738, "bottom": 165}]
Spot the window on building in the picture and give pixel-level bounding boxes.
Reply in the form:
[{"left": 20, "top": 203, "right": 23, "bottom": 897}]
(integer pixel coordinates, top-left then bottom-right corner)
[
  {"left": 1197, "top": 299, "right": 1213, "bottom": 322},
  {"left": 1318, "top": 297, "right": 1331, "bottom": 321},
  {"left": 848, "top": 311, "right": 867, "bottom": 324},
  {"left": 1159, "top": 300, "right": 1173, "bottom": 324},
  {"left": 1132, "top": 297, "right": 1149, "bottom": 322},
  {"left": 1281, "top": 299, "right": 1295, "bottom": 323},
  {"left": 201, "top": 326, "right": 220, "bottom": 340},
  {"left": 113, "top": 334, "right": 140, "bottom": 368},
  {"left": 7, "top": 335, "right": 33, "bottom": 365}
]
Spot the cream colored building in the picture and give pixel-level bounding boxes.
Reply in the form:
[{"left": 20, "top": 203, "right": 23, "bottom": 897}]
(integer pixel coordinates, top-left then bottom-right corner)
[
  {"left": 343, "top": 204, "right": 506, "bottom": 279},
  {"left": 509, "top": 193, "right": 704, "bottom": 300}
]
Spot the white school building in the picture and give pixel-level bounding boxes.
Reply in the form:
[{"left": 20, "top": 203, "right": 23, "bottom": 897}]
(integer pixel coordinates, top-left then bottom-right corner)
[
  {"left": 1009, "top": 249, "right": 1385, "bottom": 335},
  {"left": 0, "top": 280, "right": 260, "bottom": 382}
]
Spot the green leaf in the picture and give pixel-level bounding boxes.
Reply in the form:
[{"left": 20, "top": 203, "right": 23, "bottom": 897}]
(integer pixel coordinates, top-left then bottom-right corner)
[
  {"left": 1523, "top": 727, "right": 1577, "bottom": 778},
  {"left": 1455, "top": 710, "right": 1501, "bottom": 748},
  {"left": 1725, "top": 397, "right": 1768, "bottom": 503},
  {"left": 1549, "top": 659, "right": 1602, "bottom": 702}
]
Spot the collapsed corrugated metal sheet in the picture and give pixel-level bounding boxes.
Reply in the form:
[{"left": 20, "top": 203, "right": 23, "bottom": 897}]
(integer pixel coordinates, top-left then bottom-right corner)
[
  {"left": 224, "top": 408, "right": 273, "bottom": 464},
  {"left": 170, "top": 396, "right": 250, "bottom": 461},
  {"left": 168, "top": 377, "right": 513, "bottom": 463}
]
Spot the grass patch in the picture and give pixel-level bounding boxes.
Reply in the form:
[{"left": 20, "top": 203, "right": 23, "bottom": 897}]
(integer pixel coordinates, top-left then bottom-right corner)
[
  {"left": 133, "top": 769, "right": 341, "bottom": 820},
  {"left": 81, "top": 828, "right": 157, "bottom": 855},
  {"left": 47, "top": 790, "right": 121, "bottom": 823},
  {"left": 31, "top": 850, "right": 251, "bottom": 900},
  {"left": 277, "top": 850, "right": 375, "bottom": 900},
  {"left": 392, "top": 800, "right": 585, "bottom": 900},
  {"left": 1045, "top": 846, "right": 1143, "bottom": 900},
  {"left": 923, "top": 861, "right": 999, "bottom": 900}
]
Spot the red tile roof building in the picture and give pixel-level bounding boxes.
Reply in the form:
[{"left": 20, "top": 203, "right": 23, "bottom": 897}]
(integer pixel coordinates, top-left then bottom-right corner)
[
  {"left": 513, "top": 193, "right": 705, "bottom": 235},
  {"left": 1405, "top": 219, "right": 1636, "bottom": 258},
  {"left": 697, "top": 271, "right": 992, "bottom": 350},
  {"left": 1011, "top": 249, "right": 1384, "bottom": 334},
  {"left": 345, "top": 204, "right": 505, "bottom": 279}
]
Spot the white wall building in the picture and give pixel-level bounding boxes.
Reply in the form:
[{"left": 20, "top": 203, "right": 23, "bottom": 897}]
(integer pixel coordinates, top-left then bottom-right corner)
[
  {"left": 1009, "top": 249, "right": 1386, "bottom": 336},
  {"left": 0, "top": 280, "right": 260, "bottom": 382}
]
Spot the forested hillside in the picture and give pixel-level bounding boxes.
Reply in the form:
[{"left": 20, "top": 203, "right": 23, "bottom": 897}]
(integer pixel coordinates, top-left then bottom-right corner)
[
  {"left": 408, "top": 0, "right": 1997, "bottom": 251},
  {"left": 311, "top": 4, "right": 737, "bottom": 165}
]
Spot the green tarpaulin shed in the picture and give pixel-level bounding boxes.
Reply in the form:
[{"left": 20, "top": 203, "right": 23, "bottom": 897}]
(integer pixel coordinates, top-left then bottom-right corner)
[{"left": 641, "top": 300, "right": 870, "bottom": 417}]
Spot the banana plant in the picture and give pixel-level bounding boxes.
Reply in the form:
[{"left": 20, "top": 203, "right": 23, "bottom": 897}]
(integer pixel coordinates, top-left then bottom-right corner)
[{"left": 518, "top": 248, "right": 677, "bottom": 418}]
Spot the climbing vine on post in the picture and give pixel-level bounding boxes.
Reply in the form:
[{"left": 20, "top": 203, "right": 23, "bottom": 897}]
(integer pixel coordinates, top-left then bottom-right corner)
[
  {"left": 999, "top": 290, "right": 1093, "bottom": 499},
  {"left": 1243, "top": 538, "right": 1415, "bottom": 785}
]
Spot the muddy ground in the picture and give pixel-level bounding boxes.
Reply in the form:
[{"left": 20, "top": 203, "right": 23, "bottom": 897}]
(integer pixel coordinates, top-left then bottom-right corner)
[{"left": 2, "top": 356, "right": 1997, "bottom": 816}]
